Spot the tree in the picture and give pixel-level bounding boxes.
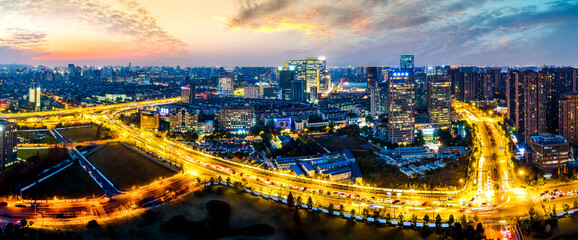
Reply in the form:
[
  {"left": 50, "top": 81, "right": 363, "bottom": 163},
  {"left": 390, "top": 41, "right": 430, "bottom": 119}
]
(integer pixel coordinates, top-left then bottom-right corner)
[
  {"left": 459, "top": 214, "right": 467, "bottom": 227},
  {"left": 564, "top": 204, "right": 570, "bottom": 213},
  {"left": 339, "top": 204, "right": 344, "bottom": 215},
  {"left": 226, "top": 177, "right": 231, "bottom": 186},
  {"left": 287, "top": 192, "right": 294, "bottom": 209},
  {"left": 423, "top": 214, "right": 430, "bottom": 223},
  {"left": 411, "top": 214, "right": 418, "bottom": 223},
  {"left": 385, "top": 213, "right": 392, "bottom": 220},
  {"left": 529, "top": 207, "right": 536, "bottom": 219},
  {"left": 362, "top": 208, "right": 369, "bottom": 218},
  {"left": 574, "top": 200, "right": 578, "bottom": 210},
  {"left": 351, "top": 209, "right": 356, "bottom": 216},
  {"left": 296, "top": 196, "right": 302, "bottom": 206},
  {"left": 328, "top": 203, "right": 334, "bottom": 213},
  {"left": 307, "top": 197, "right": 313, "bottom": 208},
  {"left": 19, "top": 219, "right": 27, "bottom": 227},
  {"left": 448, "top": 215, "right": 455, "bottom": 225},
  {"left": 398, "top": 213, "right": 404, "bottom": 222},
  {"left": 435, "top": 214, "right": 442, "bottom": 225},
  {"left": 475, "top": 222, "right": 485, "bottom": 239}
]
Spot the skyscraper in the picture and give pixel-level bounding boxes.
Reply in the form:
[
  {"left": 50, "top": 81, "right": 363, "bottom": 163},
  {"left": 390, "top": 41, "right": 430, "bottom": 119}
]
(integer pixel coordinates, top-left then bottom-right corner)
[
  {"left": 400, "top": 55, "right": 414, "bottom": 70},
  {"left": 279, "top": 67, "right": 296, "bottom": 100},
  {"left": 388, "top": 71, "right": 414, "bottom": 144},
  {"left": 291, "top": 80, "right": 306, "bottom": 102},
  {"left": 180, "top": 84, "right": 196, "bottom": 104},
  {"left": 0, "top": 120, "right": 17, "bottom": 169},
  {"left": 559, "top": 93, "right": 578, "bottom": 146},
  {"left": 524, "top": 71, "right": 550, "bottom": 141},
  {"left": 427, "top": 75, "right": 451, "bottom": 129},
  {"left": 365, "top": 66, "right": 382, "bottom": 117},
  {"left": 288, "top": 57, "right": 327, "bottom": 93},
  {"left": 506, "top": 70, "right": 524, "bottom": 133},
  {"left": 218, "top": 72, "right": 234, "bottom": 96},
  {"left": 29, "top": 85, "right": 41, "bottom": 111}
]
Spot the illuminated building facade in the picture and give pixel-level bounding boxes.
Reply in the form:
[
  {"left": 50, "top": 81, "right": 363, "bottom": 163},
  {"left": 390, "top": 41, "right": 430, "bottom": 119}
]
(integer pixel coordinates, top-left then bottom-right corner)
[
  {"left": 140, "top": 110, "right": 159, "bottom": 131},
  {"left": 388, "top": 71, "right": 414, "bottom": 144},
  {"left": 427, "top": 75, "right": 451, "bottom": 129},
  {"left": 218, "top": 72, "right": 234, "bottom": 96},
  {"left": 220, "top": 106, "right": 255, "bottom": 132},
  {"left": 180, "top": 84, "right": 196, "bottom": 104},
  {"left": 288, "top": 57, "right": 328, "bottom": 93},
  {"left": 0, "top": 120, "right": 17, "bottom": 169},
  {"left": 528, "top": 133, "right": 569, "bottom": 172},
  {"left": 559, "top": 93, "right": 578, "bottom": 146},
  {"left": 169, "top": 107, "right": 198, "bottom": 133}
]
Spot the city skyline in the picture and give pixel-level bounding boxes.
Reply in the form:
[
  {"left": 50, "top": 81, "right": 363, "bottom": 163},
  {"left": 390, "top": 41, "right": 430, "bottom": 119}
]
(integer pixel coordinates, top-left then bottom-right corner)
[{"left": 0, "top": 0, "right": 577, "bottom": 67}]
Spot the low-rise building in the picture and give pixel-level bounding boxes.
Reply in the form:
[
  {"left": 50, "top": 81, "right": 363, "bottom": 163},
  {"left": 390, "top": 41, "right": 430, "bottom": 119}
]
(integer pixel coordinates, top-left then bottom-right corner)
[{"left": 527, "top": 133, "right": 570, "bottom": 172}]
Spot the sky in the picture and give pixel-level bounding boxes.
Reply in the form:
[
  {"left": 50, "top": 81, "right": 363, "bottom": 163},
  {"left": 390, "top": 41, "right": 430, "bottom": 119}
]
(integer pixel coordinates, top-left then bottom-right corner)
[{"left": 0, "top": 0, "right": 577, "bottom": 67}]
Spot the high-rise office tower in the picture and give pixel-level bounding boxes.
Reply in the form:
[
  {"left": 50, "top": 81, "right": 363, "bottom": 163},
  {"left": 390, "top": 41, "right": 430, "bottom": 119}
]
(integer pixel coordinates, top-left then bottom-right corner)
[
  {"left": 427, "top": 75, "right": 451, "bottom": 129},
  {"left": 218, "top": 72, "right": 234, "bottom": 96},
  {"left": 388, "top": 71, "right": 414, "bottom": 144},
  {"left": 400, "top": 55, "right": 414, "bottom": 71},
  {"left": 29, "top": 85, "right": 41, "bottom": 111},
  {"left": 0, "top": 120, "right": 17, "bottom": 169},
  {"left": 506, "top": 70, "right": 524, "bottom": 132},
  {"left": 365, "top": 66, "right": 382, "bottom": 117},
  {"left": 291, "top": 80, "right": 306, "bottom": 102},
  {"left": 414, "top": 71, "right": 427, "bottom": 112},
  {"left": 524, "top": 71, "right": 551, "bottom": 141},
  {"left": 559, "top": 93, "right": 578, "bottom": 146},
  {"left": 180, "top": 84, "right": 196, "bottom": 104},
  {"left": 288, "top": 57, "right": 327, "bottom": 93},
  {"left": 279, "top": 67, "right": 296, "bottom": 100}
]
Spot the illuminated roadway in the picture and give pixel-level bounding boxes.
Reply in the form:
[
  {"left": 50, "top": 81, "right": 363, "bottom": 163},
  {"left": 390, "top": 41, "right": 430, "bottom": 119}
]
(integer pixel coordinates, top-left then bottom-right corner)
[{"left": 4, "top": 98, "right": 578, "bottom": 236}]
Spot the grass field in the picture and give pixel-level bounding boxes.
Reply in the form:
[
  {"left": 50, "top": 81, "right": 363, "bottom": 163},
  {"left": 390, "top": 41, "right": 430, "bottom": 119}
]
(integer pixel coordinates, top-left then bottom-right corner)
[
  {"left": 87, "top": 143, "right": 175, "bottom": 191},
  {"left": 22, "top": 162, "right": 103, "bottom": 199},
  {"left": 58, "top": 126, "right": 99, "bottom": 143},
  {"left": 81, "top": 187, "right": 439, "bottom": 240},
  {"left": 17, "top": 148, "right": 49, "bottom": 160},
  {"left": 18, "top": 131, "right": 59, "bottom": 144}
]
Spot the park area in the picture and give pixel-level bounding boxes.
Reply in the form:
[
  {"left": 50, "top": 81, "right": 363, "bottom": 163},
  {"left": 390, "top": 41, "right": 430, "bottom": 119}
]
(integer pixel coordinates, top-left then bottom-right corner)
[
  {"left": 86, "top": 143, "right": 175, "bottom": 191},
  {"left": 17, "top": 148, "right": 49, "bottom": 161},
  {"left": 18, "top": 131, "right": 59, "bottom": 144},
  {"left": 22, "top": 163, "right": 103, "bottom": 199},
  {"left": 58, "top": 126, "right": 99, "bottom": 143}
]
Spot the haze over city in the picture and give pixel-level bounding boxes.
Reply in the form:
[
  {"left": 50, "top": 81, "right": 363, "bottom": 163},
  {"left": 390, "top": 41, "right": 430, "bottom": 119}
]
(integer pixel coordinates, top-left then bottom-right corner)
[{"left": 1, "top": 0, "right": 578, "bottom": 66}]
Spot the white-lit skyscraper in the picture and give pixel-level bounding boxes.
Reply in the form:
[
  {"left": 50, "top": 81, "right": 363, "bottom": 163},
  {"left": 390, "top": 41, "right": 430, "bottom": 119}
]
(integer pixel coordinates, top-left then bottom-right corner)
[
  {"left": 388, "top": 71, "right": 414, "bottom": 144},
  {"left": 29, "top": 85, "right": 41, "bottom": 111},
  {"left": 288, "top": 57, "right": 327, "bottom": 94},
  {"left": 218, "top": 72, "right": 234, "bottom": 96}
]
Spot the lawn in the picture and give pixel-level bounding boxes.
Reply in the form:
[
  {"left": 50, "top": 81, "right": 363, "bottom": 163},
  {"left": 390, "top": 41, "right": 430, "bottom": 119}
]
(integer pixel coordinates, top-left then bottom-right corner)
[
  {"left": 22, "top": 162, "right": 103, "bottom": 199},
  {"left": 313, "top": 134, "right": 379, "bottom": 152},
  {"left": 58, "top": 126, "right": 99, "bottom": 143},
  {"left": 17, "top": 148, "right": 49, "bottom": 161},
  {"left": 87, "top": 143, "right": 175, "bottom": 191},
  {"left": 18, "top": 131, "right": 59, "bottom": 144},
  {"left": 81, "top": 187, "right": 441, "bottom": 240}
]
